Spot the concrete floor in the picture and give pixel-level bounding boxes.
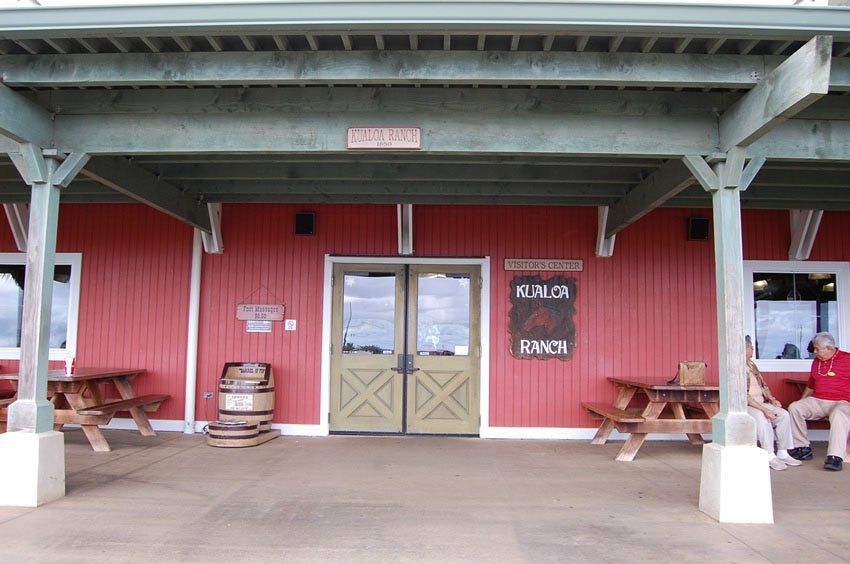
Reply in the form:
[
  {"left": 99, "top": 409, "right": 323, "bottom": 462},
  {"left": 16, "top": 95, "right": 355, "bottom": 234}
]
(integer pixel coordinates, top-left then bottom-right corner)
[{"left": 0, "top": 430, "right": 848, "bottom": 563}]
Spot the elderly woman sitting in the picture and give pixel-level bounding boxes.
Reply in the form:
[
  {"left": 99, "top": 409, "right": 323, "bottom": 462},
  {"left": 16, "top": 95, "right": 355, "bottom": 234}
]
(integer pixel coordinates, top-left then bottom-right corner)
[{"left": 746, "top": 335, "right": 801, "bottom": 470}]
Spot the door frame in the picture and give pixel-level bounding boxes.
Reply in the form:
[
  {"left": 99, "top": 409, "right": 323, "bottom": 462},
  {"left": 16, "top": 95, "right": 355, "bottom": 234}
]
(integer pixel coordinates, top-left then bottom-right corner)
[{"left": 320, "top": 255, "right": 491, "bottom": 436}]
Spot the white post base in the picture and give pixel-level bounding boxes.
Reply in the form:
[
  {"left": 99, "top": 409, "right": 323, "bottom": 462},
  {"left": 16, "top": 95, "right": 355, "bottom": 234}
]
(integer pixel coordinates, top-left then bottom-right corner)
[
  {"left": 0, "top": 431, "right": 65, "bottom": 507},
  {"left": 699, "top": 442, "right": 773, "bottom": 523}
]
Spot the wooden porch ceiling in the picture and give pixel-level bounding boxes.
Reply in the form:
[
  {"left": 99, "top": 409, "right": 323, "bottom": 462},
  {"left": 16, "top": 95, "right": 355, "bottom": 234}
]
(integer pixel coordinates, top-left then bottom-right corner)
[{"left": 1, "top": 1, "right": 849, "bottom": 231}]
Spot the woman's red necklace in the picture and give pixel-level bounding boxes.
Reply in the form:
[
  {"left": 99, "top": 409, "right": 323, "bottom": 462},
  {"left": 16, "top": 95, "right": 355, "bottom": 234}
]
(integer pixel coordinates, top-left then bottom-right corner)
[{"left": 817, "top": 350, "right": 839, "bottom": 377}]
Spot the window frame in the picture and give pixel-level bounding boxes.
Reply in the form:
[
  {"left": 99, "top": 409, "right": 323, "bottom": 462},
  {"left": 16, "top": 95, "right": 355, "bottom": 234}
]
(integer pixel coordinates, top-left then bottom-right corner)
[
  {"left": 743, "top": 260, "right": 850, "bottom": 373},
  {"left": 0, "top": 252, "right": 82, "bottom": 361}
]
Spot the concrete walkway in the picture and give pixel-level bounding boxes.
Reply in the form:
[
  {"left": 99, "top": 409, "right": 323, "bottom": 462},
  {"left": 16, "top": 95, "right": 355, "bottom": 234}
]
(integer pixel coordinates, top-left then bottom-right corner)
[{"left": 0, "top": 430, "right": 847, "bottom": 563}]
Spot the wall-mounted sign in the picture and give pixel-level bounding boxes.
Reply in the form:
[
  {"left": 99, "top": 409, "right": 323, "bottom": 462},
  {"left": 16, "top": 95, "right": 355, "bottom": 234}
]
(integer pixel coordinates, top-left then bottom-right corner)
[
  {"left": 246, "top": 320, "right": 273, "bottom": 333},
  {"left": 237, "top": 304, "right": 285, "bottom": 321},
  {"left": 509, "top": 275, "right": 577, "bottom": 360},
  {"left": 346, "top": 127, "right": 422, "bottom": 150},
  {"left": 505, "top": 258, "right": 583, "bottom": 272}
]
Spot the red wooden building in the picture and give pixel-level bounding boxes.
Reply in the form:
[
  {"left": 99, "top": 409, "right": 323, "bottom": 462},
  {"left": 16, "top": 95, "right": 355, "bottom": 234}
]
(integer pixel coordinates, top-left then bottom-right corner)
[{"left": 2, "top": 0, "right": 850, "bottom": 520}]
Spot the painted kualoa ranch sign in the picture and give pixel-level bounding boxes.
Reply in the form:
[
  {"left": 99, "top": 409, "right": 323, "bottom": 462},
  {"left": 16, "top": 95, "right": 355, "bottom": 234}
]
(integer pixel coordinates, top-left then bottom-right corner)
[{"left": 509, "top": 275, "right": 577, "bottom": 360}]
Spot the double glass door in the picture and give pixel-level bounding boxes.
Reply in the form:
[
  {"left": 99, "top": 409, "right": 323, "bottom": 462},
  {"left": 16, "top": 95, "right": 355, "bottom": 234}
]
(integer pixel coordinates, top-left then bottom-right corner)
[{"left": 330, "top": 263, "right": 481, "bottom": 434}]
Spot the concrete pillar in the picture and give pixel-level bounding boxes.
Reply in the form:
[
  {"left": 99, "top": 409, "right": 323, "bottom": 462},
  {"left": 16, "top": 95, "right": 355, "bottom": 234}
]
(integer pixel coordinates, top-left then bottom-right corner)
[
  {"left": 685, "top": 150, "right": 773, "bottom": 523},
  {"left": 0, "top": 148, "right": 65, "bottom": 506}
]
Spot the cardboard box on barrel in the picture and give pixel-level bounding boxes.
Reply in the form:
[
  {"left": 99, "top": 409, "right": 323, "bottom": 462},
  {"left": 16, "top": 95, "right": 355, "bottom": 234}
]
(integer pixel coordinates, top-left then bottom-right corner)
[{"left": 207, "top": 362, "right": 281, "bottom": 447}]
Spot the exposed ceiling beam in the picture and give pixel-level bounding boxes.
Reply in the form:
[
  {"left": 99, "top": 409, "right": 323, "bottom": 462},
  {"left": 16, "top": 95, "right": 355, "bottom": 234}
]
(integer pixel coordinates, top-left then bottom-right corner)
[
  {"left": 604, "top": 158, "right": 695, "bottom": 238},
  {"left": 48, "top": 103, "right": 850, "bottom": 161},
  {"left": 181, "top": 180, "right": 630, "bottom": 198},
  {"left": 719, "top": 35, "right": 832, "bottom": 150},
  {"left": 0, "top": 83, "right": 53, "bottom": 147},
  {"left": 29, "top": 87, "right": 741, "bottom": 116},
  {"left": 53, "top": 110, "right": 717, "bottom": 157},
  {"left": 672, "top": 183, "right": 850, "bottom": 204},
  {"left": 0, "top": 51, "right": 771, "bottom": 89},
  {"left": 749, "top": 117, "right": 850, "bottom": 161},
  {"left": 79, "top": 156, "right": 211, "bottom": 232},
  {"left": 189, "top": 193, "right": 624, "bottom": 206},
  {"left": 146, "top": 162, "right": 644, "bottom": 184},
  {"left": 670, "top": 197, "right": 850, "bottom": 211},
  {"left": 0, "top": 174, "right": 847, "bottom": 209},
  {"left": 5, "top": 51, "right": 846, "bottom": 91}
]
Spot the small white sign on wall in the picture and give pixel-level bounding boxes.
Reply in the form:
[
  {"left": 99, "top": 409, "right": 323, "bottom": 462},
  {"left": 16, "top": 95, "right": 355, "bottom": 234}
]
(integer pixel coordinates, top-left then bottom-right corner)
[
  {"left": 285, "top": 319, "right": 297, "bottom": 331},
  {"left": 246, "top": 320, "right": 273, "bottom": 333}
]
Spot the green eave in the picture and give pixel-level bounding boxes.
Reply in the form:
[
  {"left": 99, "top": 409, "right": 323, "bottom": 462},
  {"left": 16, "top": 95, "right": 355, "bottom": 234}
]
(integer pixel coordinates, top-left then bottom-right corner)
[{"left": 0, "top": 1, "right": 849, "bottom": 39}]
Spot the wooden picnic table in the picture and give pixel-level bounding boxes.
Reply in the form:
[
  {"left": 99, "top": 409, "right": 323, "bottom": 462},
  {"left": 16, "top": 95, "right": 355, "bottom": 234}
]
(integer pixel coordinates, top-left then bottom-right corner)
[
  {"left": 785, "top": 376, "right": 810, "bottom": 395},
  {"left": 0, "top": 368, "right": 169, "bottom": 452},
  {"left": 583, "top": 377, "right": 720, "bottom": 461}
]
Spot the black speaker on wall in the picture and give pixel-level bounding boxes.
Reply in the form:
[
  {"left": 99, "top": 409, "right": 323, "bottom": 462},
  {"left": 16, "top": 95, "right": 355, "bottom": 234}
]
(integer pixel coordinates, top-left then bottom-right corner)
[
  {"left": 295, "top": 212, "right": 316, "bottom": 235},
  {"left": 688, "top": 217, "right": 710, "bottom": 241}
]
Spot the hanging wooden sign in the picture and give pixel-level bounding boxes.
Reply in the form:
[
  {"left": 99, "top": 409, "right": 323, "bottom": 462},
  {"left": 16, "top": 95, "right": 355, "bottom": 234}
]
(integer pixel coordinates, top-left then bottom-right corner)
[
  {"left": 504, "top": 258, "right": 583, "bottom": 272},
  {"left": 237, "top": 304, "right": 285, "bottom": 321},
  {"left": 346, "top": 127, "right": 422, "bottom": 150},
  {"left": 509, "top": 274, "right": 577, "bottom": 360}
]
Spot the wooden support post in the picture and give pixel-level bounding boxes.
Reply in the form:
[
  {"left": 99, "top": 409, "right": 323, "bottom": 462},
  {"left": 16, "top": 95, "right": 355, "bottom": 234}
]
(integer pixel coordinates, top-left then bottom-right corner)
[
  {"left": 595, "top": 206, "right": 616, "bottom": 257},
  {"left": 690, "top": 149, "right": 772, "bottom": 524},
  {"left": 397, "top": 204, "right": 413, "bottom": 255},
  {"left": 709, "top": 178, "right": 756, "bottom": 444},
  {"left": 684, "top": 148, "right": 755, "bottom": 446},
  {"left": 7, "top": 155, "right": 60, "bottom": 433},
  {"left": 5, "top": 149, "right": 89, "bottom": 434},
  {"left": 789, "top": 209, "right": 823, "bottom": 261},
  {"left": 201, "top": 202, "right": 224, "bottom": 254},
  {"left": 3, "top": 203, "right": 28, "bottom": 252}
]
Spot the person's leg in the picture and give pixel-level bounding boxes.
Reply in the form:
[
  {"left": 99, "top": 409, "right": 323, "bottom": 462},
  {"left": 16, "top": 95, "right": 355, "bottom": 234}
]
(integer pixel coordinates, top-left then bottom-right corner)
[
  {"left": 748, "top": 405, "right": 786, "bottom": 470},
  {"left": 826, "top": 401, "right": 850, "bottom": 460},
  {"left": 747, "top": 406, "right": 775, "bottom": 454},
  {"left": 768, "top": 404, "right": 801, "bottom": 466},
  {"left": 788, "top": 397, "right": 828, "bottom": 460}
]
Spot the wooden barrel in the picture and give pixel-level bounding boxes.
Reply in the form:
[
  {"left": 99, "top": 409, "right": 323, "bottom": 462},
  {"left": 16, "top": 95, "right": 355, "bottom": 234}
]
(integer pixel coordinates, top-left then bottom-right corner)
[
  {"left": 207, "top": 420, "right": 260, "bottom": 447},
  {"left": 218, "top": 364, "right": 275, "bottom": 425}
]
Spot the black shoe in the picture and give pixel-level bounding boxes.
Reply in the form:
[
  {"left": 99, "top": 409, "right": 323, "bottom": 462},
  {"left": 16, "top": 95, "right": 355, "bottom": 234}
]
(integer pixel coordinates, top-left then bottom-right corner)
[
  {"left": 824, "top": 455, "right": 843, "bottom": 471},
  {"left": 788, "top": 446, "right": 814, "bottom": 461}
]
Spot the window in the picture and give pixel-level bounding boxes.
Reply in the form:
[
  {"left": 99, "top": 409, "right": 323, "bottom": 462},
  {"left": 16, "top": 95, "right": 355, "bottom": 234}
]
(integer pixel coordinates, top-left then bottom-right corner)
[
  {"left": 744, "top": 260, "right": 850, "bottom": 372},
  {"left": 0, "top": 253, "right": 81, "bottom": 360}
]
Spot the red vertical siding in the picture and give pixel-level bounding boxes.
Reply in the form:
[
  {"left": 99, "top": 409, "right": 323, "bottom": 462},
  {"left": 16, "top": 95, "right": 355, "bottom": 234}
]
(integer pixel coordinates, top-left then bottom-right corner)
[
  {"left": 195, "top": 204, "right": 397, "bottom": 425},
  {"left": 0, "top": 204, "right": 193, "bottom": 420},
  {"left": 4, "top": 203, "right": 849, "bottom": 429},
  {"left": 415, "top": 205, "right": 719, "bottom": 428}
]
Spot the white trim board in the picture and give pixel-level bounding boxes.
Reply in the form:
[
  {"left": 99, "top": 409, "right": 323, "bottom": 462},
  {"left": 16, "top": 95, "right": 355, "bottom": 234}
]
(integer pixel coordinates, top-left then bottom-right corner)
[
  {"left": 0, "top": 252, "right": 82, "bottom": 361},
  {"left": 744, "top": 260, "right": 850, "bottom": 373},
  {"left": 93, "top": 420, "right": 833, "bottom": 444}
]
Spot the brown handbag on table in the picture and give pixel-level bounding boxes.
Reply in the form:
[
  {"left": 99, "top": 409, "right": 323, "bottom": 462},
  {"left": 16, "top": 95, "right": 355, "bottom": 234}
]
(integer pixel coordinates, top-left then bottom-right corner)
[{"left": 675, "top": 361, "right": 706, "bottom": 385}]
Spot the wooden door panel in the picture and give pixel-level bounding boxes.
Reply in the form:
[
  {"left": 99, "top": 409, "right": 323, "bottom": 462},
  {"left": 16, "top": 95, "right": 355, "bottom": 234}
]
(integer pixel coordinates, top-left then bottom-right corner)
[
  {"left": 407, "top": 265, "right": 481, "bottom": 435},
  {"left": 408, "top": 369, "right": 476, "bottom": 433},
  {"left": 333, "top": 367, "right": 401, "bottom": 431},
  {"left": 330, "top": 264, "right": 404, "bottom": 433}
]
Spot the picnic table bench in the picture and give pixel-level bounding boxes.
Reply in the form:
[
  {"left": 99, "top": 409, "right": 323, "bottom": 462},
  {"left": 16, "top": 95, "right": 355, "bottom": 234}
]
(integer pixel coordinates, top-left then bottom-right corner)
[
  {"left": 76, "top": 394, "right": 169, "bottom": 416},
  {"left": 0, "top": 368, "right": 169, "bottom": 452}
]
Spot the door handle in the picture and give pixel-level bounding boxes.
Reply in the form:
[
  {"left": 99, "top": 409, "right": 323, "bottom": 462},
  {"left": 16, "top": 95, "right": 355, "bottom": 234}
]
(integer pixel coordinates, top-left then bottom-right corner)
[
  {"left": 403, "top": 354, "right": 419, "bottom": 373},
  {"left": 390, "top": 354, "right": 420, "bottom": 373}
]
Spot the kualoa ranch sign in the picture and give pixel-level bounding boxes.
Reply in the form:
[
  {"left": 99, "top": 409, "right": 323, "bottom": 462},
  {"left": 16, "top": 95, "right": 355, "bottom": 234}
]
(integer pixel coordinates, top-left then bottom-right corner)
[{"left": 509, "top": 275, "right": 577, "bottom": 360}]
